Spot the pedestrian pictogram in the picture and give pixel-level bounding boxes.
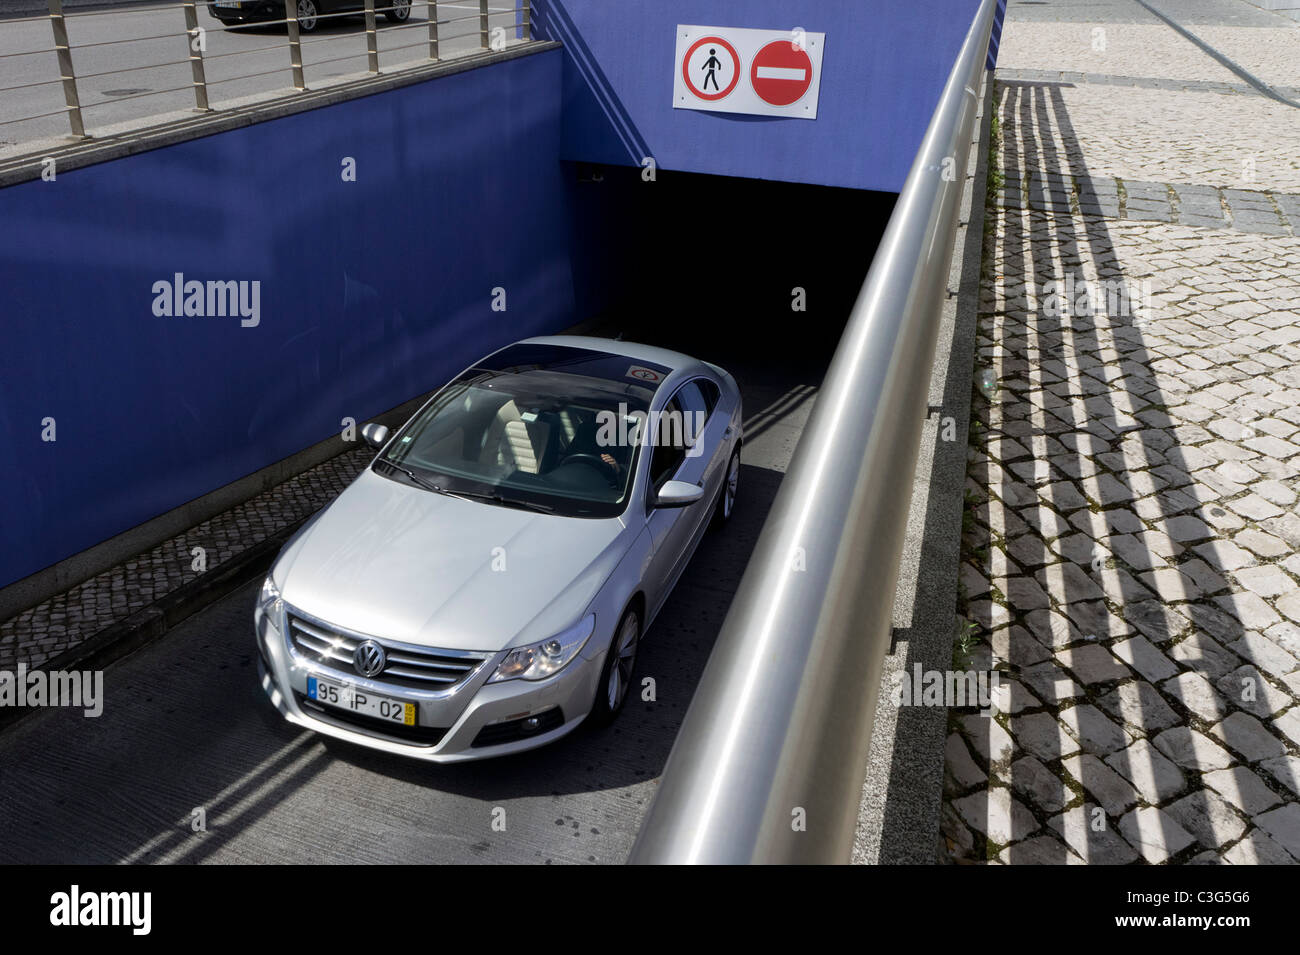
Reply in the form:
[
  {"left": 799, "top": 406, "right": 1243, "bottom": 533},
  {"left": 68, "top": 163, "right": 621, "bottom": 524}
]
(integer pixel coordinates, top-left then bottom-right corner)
[
  {"left": 682, "top": 36, "right": 740, "bottom": 101},
  {"left": 674, "top": 25, "right": 826, "bottom": 119},
  {"left": 750, "top": 40, "right": 814, "bottom": 107}
]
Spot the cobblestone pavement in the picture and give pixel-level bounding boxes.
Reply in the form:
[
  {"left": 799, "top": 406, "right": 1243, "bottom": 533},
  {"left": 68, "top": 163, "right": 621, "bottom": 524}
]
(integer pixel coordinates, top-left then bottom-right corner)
[
  {"left": 0, "top": 447, "right": 372, "bottom": 670},
  {"left": 942, "top": 0, "right": 1300, "bottom": 864}
]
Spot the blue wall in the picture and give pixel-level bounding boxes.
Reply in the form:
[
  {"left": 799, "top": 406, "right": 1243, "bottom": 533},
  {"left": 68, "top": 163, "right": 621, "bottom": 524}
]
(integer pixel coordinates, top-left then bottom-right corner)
[
  {"left": 534, "top": 0, "right": 982, "bottom": 192},
  {"left": 0, "top": 49, "right": 578, "bottom": 589}
]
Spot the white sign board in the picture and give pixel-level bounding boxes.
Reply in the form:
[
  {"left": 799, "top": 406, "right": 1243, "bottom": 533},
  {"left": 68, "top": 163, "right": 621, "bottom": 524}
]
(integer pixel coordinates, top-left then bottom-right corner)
[{"left": 673, "top": 25, "right": 826, "bottom": 120}]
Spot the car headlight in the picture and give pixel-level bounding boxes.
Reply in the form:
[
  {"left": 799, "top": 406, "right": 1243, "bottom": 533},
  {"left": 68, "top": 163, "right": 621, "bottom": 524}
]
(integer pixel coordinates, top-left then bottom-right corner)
[
  {"left": 489, "top": 615, "right": 595, "bottom": 683},
  {"left": 259, "top": 575, "right": 282, "bottom": 616}
]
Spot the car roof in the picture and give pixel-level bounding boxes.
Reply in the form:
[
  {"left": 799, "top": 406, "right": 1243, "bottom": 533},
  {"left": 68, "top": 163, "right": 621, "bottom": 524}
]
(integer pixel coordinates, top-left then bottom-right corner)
[{"left": 512, "top": 335, "right": 712, "bottom": 389}]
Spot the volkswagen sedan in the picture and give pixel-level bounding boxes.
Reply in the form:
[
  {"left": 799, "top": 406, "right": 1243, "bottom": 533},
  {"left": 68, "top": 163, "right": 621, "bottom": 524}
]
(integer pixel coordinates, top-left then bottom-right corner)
[{"left": 254, "top": 336, "right": 742, "bottom": 761}]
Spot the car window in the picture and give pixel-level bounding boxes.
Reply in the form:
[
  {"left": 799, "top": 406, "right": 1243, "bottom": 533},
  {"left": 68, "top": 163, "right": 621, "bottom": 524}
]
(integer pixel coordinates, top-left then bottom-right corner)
[
  {"left": 377, "top": 369, "right": 649, "bottom": 518},
  {"left": 649, "top": 397, "right": 687, "bottom": 488},
  {"left": 696, "top": 378, "right": 720, "bottom": 414},
  {"left": 673, "top": 380, "right": 713, "bottom": 450}
]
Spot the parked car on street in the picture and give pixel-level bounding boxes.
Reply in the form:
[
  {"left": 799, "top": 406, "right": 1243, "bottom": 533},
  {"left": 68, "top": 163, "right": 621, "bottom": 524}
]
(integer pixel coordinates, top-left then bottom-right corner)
[{"left": 208, "top": 0, "right": 410, "bottom": 32}]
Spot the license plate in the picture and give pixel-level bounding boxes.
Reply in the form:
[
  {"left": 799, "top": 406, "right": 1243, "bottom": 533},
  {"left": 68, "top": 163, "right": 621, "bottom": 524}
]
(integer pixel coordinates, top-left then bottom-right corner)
[
  {"left": 308, "top": 676, "right": 415, "bottom": 726},
  {"left": 214, "top": 1, "right": 241, "bottom": 7}
]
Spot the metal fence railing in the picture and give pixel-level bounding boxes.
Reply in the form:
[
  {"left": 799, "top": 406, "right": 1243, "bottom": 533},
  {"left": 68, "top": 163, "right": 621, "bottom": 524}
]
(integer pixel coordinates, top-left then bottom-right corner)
[
  {"left": 628, "top": 0, "right": 999, "bottom": 864},
  {"left": 0, "top": 0, "right": 533, "bottom": 151}
]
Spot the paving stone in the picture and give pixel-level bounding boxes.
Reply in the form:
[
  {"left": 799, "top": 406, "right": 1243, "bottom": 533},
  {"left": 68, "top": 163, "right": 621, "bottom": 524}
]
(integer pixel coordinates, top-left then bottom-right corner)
[
  {"left": 1124, "top": 599, "right": 1191, "bottom": 644},
  {"left": 1061, "top": 753, "right": 1140, "bottom": 817},
  {"left": 1165, "top": 789, "right": 1247, "bottom": 850},
  {"left": 1259, "top": 756, "right": 1300, "bottom": 798},
  {"left": 1234, "top": 528, "right": 1292, "bottom": 558},
  {"left": 1226, "top": 631, "right": 1300, "bottom": 680},
  {"left": 1166, "top": 514, "right": 1216, "bottom": 543},
  {"left": 1035, "top": 561, "right": 1107, "bottom": 604},
  {"left": 988, "top": 626, "right": 1051, "bottom": 667},
  {"left": 959, "top": 713, "right": 1015, "bottom": 767},
  {"left": 1232, "top": 564, "right": 1296, "bottom": 599},
  {"left": 996, "top": 834, "right": 1085, "bottom": 865},
  {"left": 1162, "top": 671, "right": 1229, "bottom": 722},
  {"left": 1004, "top": 575, "right": 1052, "bottom": 612},
  {"left": 1210, "top": 711, "right": 1287, "bottom": 762},
  {"left": 952, "top": 788, "right": 1040, "bottom": 846},
  {"left": 1202, "top": 767, "right": 1282, "bottom": 816},
  {"left": 1214, "top": 592, "right": 1282, "bottom": 631},
  {"left": 1048, "top": 807, "right": 1140, "bottom": 865},
  {"left": 1110, "top": 634, "right": 1179, "bottom": 682},
  {"left": 1275, "top": 707, "right": 1300, "bottom": 749},
  {"left": 946, "top": 732, "right": 987, "bottom": 791},
  {"left": 1193, "top": 540, "right": 1258, "bottom": 572},
  {"left": 1009, "top": 755, "right": 1072, "bottom": 814},
  {"left": 1223, "top": 829, "right": 1297, "bottom": 865},
  {"left": 1096, "top": 680, "right": 1181, "bottom": 733},
  {"left": 1019, "top": 661, "right": 1086, "bottom": 705},
  {"left": 1012, "top": 711, "right": 1082, "bottom": 763},
  {"left": 1054, "top": 644, "right": 1132, "bottom": 686},
  {"left": 1152, "top": 726, "right": 1235, "bottom": 772},
  {"left": 1118, "top": 806, "right": 1197, "bottom": 864},
  {"left": 1105, "top": 739, "right": 1187, "bottom": 804},
  {"left": 1217, "top": 665, "right": 1291, "bottom": 718},
  {"left": 1253, "top": 803, "right": 1300, "bottom": 861},
  {"left": 1060, "top": 704, "right": 1133, "bottom": 756},
  {"left": 1184, "top": 602, "right": 1248, "bottom": 648}
]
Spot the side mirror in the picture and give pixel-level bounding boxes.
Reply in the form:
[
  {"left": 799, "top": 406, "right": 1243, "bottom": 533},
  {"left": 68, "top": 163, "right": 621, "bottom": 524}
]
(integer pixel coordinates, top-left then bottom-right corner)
[
  {"left": 655, "top": 480, "right": 705, "bottom": 508},
  {"left": 360, "top": 423, "right": 390, "bottom": 450}
]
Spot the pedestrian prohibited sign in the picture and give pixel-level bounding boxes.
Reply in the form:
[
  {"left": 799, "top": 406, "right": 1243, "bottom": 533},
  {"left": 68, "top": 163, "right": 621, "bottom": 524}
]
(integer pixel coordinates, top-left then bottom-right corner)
[
  {"left": 682, "top": 36, "right": 740, "bottom": 101},
  {"left": 674, "top": 25, "right": 825, "bottom": 119}
]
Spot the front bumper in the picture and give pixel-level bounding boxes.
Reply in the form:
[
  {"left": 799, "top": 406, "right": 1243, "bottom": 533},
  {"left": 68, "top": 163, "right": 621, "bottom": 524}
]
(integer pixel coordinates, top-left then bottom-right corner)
[
  {"left": 255, "top": 602, "right": 604, "bottom": 762},
  {"left": 208, "top": 2, "right": 282, "bottom": 23}
]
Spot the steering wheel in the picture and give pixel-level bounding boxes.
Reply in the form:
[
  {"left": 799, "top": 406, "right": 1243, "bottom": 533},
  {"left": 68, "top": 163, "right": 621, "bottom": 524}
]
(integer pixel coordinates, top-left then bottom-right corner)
[{"left": 564, "top": 452, "right": 620, "bottom": 482}]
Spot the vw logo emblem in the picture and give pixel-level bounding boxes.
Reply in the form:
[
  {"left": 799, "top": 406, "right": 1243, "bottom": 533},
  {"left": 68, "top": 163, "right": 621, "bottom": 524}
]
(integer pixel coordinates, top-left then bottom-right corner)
[{"left": 353, "top": 639, "right": 386, "bottom": 678}]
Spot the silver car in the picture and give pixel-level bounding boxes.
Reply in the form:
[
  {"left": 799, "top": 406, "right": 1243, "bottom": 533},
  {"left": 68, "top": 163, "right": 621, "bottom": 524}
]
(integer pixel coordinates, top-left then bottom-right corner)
[{"left": 254, "top": 336, "right": 742, "bottom": 761}]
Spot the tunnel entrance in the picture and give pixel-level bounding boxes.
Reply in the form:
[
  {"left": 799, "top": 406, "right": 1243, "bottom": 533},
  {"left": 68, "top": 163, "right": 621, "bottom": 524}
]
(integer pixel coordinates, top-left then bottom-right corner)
[{"left": 566, "top": 163, "right": 897, "bottom": 375}]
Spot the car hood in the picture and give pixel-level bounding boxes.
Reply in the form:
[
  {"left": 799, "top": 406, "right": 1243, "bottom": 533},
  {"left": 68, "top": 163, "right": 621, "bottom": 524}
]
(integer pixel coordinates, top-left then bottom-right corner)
[{"left": 275, "top": 469, "right": 627, "bottom": 651}]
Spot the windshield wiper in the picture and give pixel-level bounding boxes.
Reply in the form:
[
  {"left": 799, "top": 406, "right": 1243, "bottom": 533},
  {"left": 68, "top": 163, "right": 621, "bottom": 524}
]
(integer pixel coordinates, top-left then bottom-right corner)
[
  {"left": 377, "top": 461, "right": 555, "bottom": 512},
  {"left": 445, "top": 488, "right": 556, "bottom": 514},
  {"left": 377, "top": 459, "right": 446, "bottom": 496}
]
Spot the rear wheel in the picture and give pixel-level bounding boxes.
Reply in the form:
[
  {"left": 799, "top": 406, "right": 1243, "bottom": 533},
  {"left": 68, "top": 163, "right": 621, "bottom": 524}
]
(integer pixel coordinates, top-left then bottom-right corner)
[
  {"left": 295, "top": 0, "right": 319, "bottom": 31},
  {"left": 385, "top": 0, "right": 410, "bottom": 21},
  {"left": 588, "top": 607, "right": 640, "bottom": 726},
  {"left": 712, "top": 449, "right": 740, "bottom": 528}
]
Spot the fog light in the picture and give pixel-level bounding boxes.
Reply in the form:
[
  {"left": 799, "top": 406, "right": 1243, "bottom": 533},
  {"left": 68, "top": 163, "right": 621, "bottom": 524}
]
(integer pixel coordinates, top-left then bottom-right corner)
[{"left": 523, "top": 716, "right": 541, "bottom": 730}]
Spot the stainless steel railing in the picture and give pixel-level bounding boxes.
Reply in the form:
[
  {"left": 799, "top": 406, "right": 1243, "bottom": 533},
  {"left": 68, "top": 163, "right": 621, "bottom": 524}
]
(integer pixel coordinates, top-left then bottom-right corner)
[
  {"left": 0, "top": 0, "right": 533, "bottom": 150},
  {"left": 628, "top": 0, "right": 998, "bottom": 864}
]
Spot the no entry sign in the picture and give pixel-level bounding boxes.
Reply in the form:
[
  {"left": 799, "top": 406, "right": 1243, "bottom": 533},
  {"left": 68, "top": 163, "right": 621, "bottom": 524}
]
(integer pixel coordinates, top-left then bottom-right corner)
[
  {"left": 751, "top": 40, "right": 815, "bottom": 106},
  {"left": 673, "top": 25, "right": 826, "bottom": 119}
]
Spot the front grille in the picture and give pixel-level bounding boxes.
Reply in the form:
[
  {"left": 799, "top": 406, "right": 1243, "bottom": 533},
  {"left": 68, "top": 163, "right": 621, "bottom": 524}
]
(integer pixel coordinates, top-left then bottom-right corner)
[
  {"left": 287, "top": 614, "right": 490, "bottom": 692},
  {"left": 294, "top": 692, "right": 448, "bottom": 745}
]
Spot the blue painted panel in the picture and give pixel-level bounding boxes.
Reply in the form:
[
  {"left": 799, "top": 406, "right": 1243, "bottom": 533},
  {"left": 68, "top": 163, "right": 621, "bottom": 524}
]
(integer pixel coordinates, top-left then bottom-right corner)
[
  {"left": 0, "top": 49, "right": 576, "bottom": 588},
  {"left": 534, "top": 0, "right": 983, "bottom": 192}
]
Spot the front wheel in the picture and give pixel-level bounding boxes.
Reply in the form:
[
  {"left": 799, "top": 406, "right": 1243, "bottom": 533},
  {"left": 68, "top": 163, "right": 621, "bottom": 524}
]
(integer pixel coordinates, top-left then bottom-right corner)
[
  {"left": 588, "top": 607, "right": 640, "bottom": 726},
  {"left": 385, "top": 0, "right": 410, "bottom": 21}
]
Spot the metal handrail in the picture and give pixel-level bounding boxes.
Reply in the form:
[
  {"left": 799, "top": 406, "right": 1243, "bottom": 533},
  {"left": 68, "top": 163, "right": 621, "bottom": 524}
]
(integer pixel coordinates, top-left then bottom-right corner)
[
  {"left": 628, "top": 0, "right": 998, "bottom": 865},
  {"left": 0, "top": 0, "right": 533, "bottom": 144}
]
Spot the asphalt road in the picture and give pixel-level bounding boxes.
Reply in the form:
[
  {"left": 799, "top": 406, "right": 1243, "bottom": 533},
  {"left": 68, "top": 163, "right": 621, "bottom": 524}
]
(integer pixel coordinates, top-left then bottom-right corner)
[
  {"left": 0, "top": 317, "right": 835, "bottom": 864},
  {"left": 0, "top": 1, "right": 520, "bottom": 153}
]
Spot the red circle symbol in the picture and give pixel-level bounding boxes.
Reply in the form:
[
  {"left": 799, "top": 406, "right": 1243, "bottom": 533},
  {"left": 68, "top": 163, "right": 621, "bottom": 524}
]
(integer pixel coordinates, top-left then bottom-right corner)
[
  {"left": 683, "top": 36, "right": 741, "bottom": 101},
  {"left": 750, "top": 40, "right": 814, "bottom": 107}
]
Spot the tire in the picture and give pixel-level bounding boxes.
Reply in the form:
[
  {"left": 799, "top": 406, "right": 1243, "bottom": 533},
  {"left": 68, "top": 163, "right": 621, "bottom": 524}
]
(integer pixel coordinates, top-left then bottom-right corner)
[
  {"left": 711, "top": 448, "right": 740, "bottom": 529},
  {"left": 385, "top": 0, "right": 410, "bottom": 22},
  {"left": 295, "top": 0, "right": 319, "bottom": 32},
  {"left": 587, "top": 606, "right": 640, "bottom": 726}
]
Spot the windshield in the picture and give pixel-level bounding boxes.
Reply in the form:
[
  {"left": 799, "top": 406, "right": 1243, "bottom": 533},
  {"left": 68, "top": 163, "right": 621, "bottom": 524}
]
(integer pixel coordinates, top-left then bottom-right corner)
[{"left": 376, "top": 368, "right": 653, "bottom": 518}]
